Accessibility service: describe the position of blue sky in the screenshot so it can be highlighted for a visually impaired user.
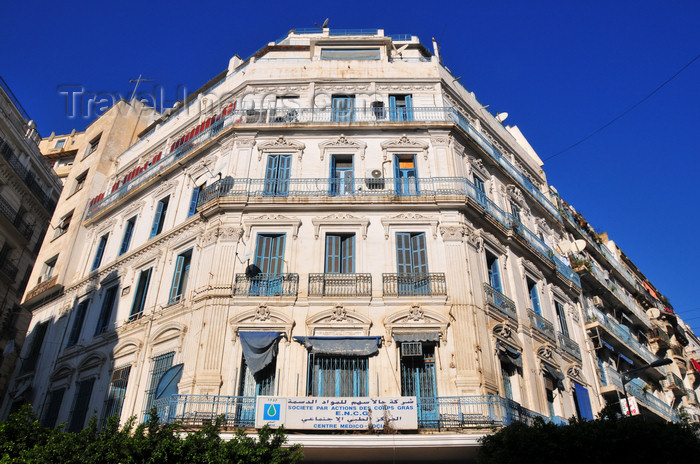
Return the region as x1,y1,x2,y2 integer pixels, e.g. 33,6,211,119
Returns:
2,1,699,334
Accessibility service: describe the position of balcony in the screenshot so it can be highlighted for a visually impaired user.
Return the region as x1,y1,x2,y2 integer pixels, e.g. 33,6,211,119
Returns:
557,332,581,360
86,105,561,225
382,273,446,297
483,283,518,322
600,365,678,422
664,372,686,396
233,273,299,297
0,139,56,212
649,326,672,350
528,309,555,341
0,259,18,280
584,263,649,327
0,195,34,240
308,273,372,297
152,394,550,430
586,306,665,370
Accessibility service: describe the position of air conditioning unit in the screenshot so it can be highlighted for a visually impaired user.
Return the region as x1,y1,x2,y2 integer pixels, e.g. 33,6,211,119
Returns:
401,342,423,357
365,169,384,189
592,296,604,308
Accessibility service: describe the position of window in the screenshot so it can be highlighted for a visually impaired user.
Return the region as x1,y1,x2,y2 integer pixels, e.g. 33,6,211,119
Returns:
21,321,48,373
119,216,136,255
68,378,95,432
149,196,169,238
42,387,65,428
187,185,205,217
91,233,109,271
87,135,101,155
473,175,486,204
54,139,65,149
103,366,131,423
486,251,502,291
263,155,291,196
555,301,568,336
321,48,380,61
527,278,542,315
144,352,174,419
544,375,556,418
168,249,192,304
129,268,152,321
74,170,88,193
54,211,73,239
394,155,418,195
308,355,367,397
330,155,353,196
251,234,286,296
95,286,118,335
400,342,438,424
395,232,429,295
331,95,355,122
572,382,594,421
239,358,276,396
67,300,89,346
41,255,58,282
389,94,413,121
0,243,11,264
325,234,355,273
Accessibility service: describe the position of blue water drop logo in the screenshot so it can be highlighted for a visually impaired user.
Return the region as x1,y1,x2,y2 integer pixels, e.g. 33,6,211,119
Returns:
263,403,280,420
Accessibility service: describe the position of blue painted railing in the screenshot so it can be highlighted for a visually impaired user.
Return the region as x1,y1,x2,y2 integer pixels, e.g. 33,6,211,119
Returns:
601,365,678,422
152,394,552,429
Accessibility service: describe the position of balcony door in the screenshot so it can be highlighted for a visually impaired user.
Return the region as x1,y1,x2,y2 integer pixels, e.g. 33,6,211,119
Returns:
394,155,418,196
331,95,354,122
401,343,437,425
389,94,413,121
396,232,429,294
263,154,291,196
330,155,354,196
253,234,285,295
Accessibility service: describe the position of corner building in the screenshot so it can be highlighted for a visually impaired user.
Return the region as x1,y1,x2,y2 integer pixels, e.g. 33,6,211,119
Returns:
9,29,611,461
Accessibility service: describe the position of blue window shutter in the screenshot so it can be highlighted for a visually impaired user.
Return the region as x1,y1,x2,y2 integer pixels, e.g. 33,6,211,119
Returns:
342,235,355,273
574,383,594,420
278,155,291,195
489,257,502,291
95,286,117,335
68,301,88,346
264,155,280,195
405,95,413,120
169,254,186,302
255,234,285,275
130,268,152,317
325,235,340,273
255,234,270,273
92,234,108,271
150,200,164,238
120,218,135,255
530,283,542,315
270,235,285,275
187,186,201,217
410,233,428,275
389,95,397,121
396,232,412,275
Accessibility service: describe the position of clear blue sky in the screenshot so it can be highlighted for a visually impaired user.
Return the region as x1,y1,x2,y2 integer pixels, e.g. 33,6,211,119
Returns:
2,1,699,334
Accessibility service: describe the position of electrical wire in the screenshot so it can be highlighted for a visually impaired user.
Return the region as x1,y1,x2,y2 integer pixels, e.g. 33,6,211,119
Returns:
544,52,700,161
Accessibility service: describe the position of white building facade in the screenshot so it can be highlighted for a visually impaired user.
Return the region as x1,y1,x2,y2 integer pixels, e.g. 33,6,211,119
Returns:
6,28,691,461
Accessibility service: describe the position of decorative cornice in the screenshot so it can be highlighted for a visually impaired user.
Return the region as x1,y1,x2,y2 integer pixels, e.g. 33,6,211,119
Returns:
383,306,450,343
257,136,305,161
380,134,430,161
311,213,370,239
380,213,438,240
439,225,468,242
318,134,367,161
243,214,302,240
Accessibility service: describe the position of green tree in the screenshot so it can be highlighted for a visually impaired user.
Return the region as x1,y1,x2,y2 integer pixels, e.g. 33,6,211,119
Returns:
0,406,303,464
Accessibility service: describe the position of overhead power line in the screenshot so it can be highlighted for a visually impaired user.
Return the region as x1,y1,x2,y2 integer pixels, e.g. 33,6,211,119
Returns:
544,52,700,161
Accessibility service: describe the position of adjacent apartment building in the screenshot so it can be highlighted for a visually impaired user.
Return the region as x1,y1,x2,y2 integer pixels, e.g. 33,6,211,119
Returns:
4,28,698,461
0,76,61,402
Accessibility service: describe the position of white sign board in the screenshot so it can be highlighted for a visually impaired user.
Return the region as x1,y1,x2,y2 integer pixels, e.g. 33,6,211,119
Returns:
255,396,418,431
620,397,640,416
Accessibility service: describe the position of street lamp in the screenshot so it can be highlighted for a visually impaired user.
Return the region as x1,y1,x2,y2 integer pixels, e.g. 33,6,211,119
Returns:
620,358,673,417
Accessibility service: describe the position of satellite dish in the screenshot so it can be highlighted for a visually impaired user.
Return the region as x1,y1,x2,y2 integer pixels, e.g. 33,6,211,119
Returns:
571,240,586,253
371,169,382,178
646,308,661,320
558,239,572,254
496,112,509,123
245,264,261,279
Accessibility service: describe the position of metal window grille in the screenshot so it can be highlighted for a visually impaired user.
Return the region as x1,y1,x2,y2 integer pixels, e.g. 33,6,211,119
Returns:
103,365,132,424
401,342,423,357
308,355,368,397
144,352,174,420
400,344,438,426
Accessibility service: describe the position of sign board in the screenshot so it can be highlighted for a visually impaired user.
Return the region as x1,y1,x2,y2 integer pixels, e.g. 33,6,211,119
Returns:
255,396,418,431
620,397,640,416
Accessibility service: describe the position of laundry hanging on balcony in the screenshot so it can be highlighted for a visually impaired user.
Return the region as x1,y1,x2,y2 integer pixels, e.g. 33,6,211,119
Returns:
239,331,283,376
393,332,440,343
543,363,566,390
294,336,381,356
497,342,523,369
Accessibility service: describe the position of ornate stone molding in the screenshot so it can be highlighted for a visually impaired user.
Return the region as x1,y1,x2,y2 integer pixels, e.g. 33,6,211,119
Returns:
375,84,435,92
439,225,468,242
384,306,450,343
243,214,301,240
235,137,256,148
318,134,367,161
380,134,430,161
306,305,372,336
230,306,294,341
492,322,522,350
311,213,370,240
380,213,438,240
566,364,585,384
152,179,177,199
257,136,305,161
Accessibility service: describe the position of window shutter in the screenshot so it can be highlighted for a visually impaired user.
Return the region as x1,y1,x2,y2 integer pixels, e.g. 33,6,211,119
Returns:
396,232,412,275
490,258,502,291
410,233,428,275
341,235,355,273
187,187,201,217
150,201,164,238
389,95,397,120
325,235,341,273
169,255,186,302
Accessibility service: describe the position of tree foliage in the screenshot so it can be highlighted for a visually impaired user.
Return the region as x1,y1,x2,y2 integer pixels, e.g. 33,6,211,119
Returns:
478,412,700,464
0,406,303,464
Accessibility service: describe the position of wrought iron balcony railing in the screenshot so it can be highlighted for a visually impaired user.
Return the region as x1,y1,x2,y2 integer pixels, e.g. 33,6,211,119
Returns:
152,394,551,430
557,332,581,360
0,194,34,239
528,309,555,341
601,365,678,422
0,139,56,212
483,283,518,322
0,259,18,279
233,273,299,297
308,273,372,297
382,273,446,297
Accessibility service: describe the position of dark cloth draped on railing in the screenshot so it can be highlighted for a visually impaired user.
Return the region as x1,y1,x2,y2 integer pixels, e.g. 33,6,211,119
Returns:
239,331,283,376
294,336,382,356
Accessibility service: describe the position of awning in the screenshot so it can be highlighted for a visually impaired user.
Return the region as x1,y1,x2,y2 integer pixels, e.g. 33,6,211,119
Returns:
239,331,283,376
393,332,440,343
543,363,565,390
619,354,634,366
294,336,381,356
497,343,523,369
601,340,615,352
